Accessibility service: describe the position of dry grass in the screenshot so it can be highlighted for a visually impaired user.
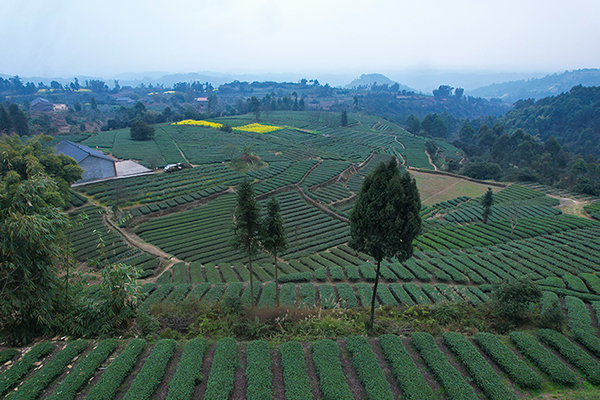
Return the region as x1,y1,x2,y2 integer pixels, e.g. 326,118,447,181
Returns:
410,170,503,206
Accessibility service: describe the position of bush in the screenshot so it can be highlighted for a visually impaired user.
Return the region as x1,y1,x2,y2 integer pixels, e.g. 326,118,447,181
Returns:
491,276,541,327
130,120,155,141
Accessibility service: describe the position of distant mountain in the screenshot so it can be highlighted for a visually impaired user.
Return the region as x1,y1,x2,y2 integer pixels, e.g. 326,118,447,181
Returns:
468,69,600,103
345,73,415,91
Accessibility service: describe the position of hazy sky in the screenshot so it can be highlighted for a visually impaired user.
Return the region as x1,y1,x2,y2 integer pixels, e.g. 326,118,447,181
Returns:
1,0,599,79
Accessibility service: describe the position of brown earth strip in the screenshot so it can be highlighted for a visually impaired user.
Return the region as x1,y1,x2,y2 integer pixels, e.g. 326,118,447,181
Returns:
74,340,129,400
369,337,403,399
301,342,322,399
271,347,285,400
469,337,527,399
403,337,446,399
231,345,247,400
153,343,183,399
337,339,366,400
114,345,153,400
194,343,216,399
435,337,485,398
40,342,93,399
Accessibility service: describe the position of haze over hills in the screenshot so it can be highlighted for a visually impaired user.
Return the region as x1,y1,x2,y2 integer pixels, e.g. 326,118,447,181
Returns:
345,73,416,92
468,69,600,103
3,68,600,104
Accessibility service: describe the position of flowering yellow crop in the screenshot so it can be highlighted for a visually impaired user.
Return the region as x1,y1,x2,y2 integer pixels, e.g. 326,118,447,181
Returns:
173,120,224,129
233,123,282,133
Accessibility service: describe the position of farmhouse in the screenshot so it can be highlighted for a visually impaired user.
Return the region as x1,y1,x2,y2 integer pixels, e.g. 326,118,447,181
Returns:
31,97,53,112
55,140,117,183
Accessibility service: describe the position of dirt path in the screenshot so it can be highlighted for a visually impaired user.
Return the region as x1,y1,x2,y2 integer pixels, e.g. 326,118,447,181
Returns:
425,151,438,171
550,195,593,220
103,213,184,282
161,127,189,164
421,179,461,204
393,135,406,149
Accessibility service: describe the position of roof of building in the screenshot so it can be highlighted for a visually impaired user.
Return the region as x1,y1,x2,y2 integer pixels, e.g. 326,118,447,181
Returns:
31,97,51,106
55,140,115,163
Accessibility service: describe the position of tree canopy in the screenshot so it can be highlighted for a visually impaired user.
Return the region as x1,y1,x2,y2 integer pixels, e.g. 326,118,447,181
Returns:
231,180,261,307
130,120,155,141
349,157,421,332
261,196,287,306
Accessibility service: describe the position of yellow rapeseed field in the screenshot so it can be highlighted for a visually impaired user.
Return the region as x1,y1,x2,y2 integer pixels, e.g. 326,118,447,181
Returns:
233,123,282,133
173,120,224,129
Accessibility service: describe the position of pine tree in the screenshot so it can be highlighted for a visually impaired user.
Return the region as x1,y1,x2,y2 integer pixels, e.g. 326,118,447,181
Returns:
481,188,494,224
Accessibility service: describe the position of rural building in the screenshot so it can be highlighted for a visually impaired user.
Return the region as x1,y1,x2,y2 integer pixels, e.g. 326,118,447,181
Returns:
116,96,134,105
55,140,117,183
31,97,53,112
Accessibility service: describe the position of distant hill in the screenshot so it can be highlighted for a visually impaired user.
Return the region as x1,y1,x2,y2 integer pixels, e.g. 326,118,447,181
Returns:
500,84,600,158
468,69,600,103
345,73,415,91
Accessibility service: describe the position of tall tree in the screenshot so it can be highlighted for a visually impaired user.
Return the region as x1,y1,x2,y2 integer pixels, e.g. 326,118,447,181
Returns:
8,103,29,136
406,114,420,135
261,197,287,306
349,158,421,334
231,180,261,308
481,187,494,224
130,120,154,141
250,96,261,121
0,105,12,134
0,143,73,342
341,110,348,127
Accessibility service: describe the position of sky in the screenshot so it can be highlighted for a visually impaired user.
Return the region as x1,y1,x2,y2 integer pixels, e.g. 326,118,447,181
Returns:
1,0,599,83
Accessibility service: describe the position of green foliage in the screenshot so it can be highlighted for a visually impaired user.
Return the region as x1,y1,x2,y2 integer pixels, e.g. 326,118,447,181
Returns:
345,336,394,400
166,337,207,400
9,339,88,400
491,275,542,326
84,338,146,400
261,196,287,305
349,158,422,263
47,339,118,400
378,334,434,400
565,296,600,357
474,332,542,389
231,180,261,307
0,172,70,341
442,332,518,400
203,337,238,400
310,339,353,400
98,263,145,330
279,341,312,400
246,340,273,400
0,348,18,365
411,332,477,400
349,157,421,332
130,120,155,141
509,331,577,386
0,342,54,396
122,339,176,400
537,328,600,385
481,187,494,224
